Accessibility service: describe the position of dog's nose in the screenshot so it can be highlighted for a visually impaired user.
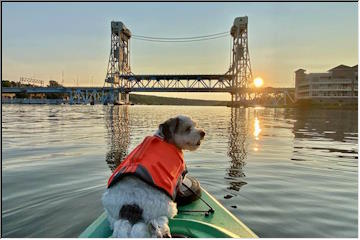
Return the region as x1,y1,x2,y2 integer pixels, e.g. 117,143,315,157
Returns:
200,130,205,138
163,233,171,238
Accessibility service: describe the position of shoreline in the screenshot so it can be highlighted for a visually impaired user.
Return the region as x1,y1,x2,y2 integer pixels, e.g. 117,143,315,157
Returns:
2,98,357,110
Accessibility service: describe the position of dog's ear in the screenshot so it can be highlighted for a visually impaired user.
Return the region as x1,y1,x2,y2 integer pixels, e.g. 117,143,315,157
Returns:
173,117,180,134
159,122,171,141
159,117,179,142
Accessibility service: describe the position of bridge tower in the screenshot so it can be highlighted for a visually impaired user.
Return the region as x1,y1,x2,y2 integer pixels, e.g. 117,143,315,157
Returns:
104,21,132,103
230,16,253,105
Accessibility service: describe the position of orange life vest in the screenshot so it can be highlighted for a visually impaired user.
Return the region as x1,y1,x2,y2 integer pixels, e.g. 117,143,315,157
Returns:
107,136,186,200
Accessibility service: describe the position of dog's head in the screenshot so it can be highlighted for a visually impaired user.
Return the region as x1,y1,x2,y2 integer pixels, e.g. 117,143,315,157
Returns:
156,115,205,151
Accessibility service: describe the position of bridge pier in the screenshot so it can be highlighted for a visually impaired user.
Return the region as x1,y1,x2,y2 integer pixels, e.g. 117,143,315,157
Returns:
125,93,129,104
116,92,130,105
69,91,73,104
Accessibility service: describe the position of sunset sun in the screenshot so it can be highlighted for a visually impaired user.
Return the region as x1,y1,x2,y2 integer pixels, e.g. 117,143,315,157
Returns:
254,77,264,88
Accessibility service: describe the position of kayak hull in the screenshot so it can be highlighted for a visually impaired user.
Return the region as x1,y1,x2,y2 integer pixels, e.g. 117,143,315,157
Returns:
79,187,257,238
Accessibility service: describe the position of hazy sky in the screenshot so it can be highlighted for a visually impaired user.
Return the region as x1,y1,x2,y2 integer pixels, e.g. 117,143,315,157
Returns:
2,2,358,100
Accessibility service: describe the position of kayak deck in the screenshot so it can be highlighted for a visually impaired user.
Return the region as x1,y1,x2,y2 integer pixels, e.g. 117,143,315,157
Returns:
79,187,257,238
170,188,257,238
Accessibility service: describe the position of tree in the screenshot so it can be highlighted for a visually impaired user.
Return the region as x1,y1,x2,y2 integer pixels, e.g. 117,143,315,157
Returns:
48,80,63,87
46,80,65,99
2,80,11,87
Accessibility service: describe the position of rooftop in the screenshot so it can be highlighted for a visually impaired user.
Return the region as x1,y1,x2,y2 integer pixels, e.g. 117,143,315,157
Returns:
328,64,354,72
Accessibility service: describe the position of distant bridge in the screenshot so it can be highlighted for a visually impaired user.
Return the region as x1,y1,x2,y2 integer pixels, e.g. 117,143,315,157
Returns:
2,17,296,106
2,86,294,94
2,85,295,105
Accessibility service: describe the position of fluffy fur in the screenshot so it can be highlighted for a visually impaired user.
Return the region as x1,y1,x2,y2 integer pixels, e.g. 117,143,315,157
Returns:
102,115,205,238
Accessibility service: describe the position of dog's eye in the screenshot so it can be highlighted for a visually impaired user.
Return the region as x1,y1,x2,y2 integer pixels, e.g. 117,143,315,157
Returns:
185,126,191,132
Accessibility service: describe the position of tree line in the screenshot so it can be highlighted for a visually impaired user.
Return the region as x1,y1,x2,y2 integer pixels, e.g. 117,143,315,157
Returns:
2,80,66,99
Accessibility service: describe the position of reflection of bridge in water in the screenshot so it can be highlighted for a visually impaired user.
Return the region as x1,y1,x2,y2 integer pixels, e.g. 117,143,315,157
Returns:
105,106,130,171
226,108,249,192
3,16,294,106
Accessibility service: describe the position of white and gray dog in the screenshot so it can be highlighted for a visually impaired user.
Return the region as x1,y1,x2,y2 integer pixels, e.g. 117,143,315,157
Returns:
102,115,205,238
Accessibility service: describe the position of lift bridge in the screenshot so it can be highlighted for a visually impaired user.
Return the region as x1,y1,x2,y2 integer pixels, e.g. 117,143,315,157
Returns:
2,17,295,106
104,17,261,105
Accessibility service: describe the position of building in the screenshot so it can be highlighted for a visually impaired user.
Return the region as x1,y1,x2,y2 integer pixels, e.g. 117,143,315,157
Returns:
295,64,358,103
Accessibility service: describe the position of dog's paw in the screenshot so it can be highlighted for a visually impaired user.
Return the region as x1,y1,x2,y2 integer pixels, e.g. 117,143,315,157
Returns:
167,201,178,218
112,219,132,238
148,216,171,238
130,222,150,238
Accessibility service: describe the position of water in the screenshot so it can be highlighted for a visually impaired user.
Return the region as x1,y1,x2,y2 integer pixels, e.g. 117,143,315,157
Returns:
2,105,358,237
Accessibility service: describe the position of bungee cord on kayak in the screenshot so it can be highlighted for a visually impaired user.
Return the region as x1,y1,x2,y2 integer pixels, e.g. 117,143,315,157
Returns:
178,181,215,217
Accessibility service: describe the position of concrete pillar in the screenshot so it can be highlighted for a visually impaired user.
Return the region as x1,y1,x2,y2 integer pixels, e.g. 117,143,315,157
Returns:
85,90,89,104
125,93,129,104
101,90,105,104
69,92,73,104
117,91,122,104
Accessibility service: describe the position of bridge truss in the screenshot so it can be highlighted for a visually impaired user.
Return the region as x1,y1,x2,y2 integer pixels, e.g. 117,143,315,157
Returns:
105,22,132,89
118,74,233,92
19,77,45,87
230,17,252,104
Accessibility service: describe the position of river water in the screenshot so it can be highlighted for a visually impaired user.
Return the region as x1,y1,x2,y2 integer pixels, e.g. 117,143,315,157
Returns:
1,105,358,237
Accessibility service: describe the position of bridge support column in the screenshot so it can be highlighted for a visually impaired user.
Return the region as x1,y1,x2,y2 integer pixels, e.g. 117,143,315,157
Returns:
69,91,73,105
230,16,252,107
125,93,129,104
116,91,121,104
110,90,115,104
101,90,105,104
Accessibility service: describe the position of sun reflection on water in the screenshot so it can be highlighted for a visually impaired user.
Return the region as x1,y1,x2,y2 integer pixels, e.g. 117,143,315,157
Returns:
254,117,261,140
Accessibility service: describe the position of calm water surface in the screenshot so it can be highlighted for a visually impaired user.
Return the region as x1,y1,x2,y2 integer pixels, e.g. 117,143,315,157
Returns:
2,105,358,237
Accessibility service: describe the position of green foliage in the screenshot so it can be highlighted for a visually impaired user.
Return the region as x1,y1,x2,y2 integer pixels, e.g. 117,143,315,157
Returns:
48,80,62,87
15,93,29,98
2,80,19,87
45,93,65,99
46,81,65,99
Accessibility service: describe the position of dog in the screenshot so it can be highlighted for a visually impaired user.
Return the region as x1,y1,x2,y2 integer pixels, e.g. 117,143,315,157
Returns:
102,115,205,238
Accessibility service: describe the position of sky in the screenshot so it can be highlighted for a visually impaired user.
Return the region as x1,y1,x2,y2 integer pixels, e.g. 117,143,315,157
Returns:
2,2,358,100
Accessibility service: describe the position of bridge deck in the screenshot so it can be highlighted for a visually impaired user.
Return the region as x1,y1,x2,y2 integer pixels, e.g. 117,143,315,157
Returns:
2,86,294,94
2,87,113,94
119,74,233,81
